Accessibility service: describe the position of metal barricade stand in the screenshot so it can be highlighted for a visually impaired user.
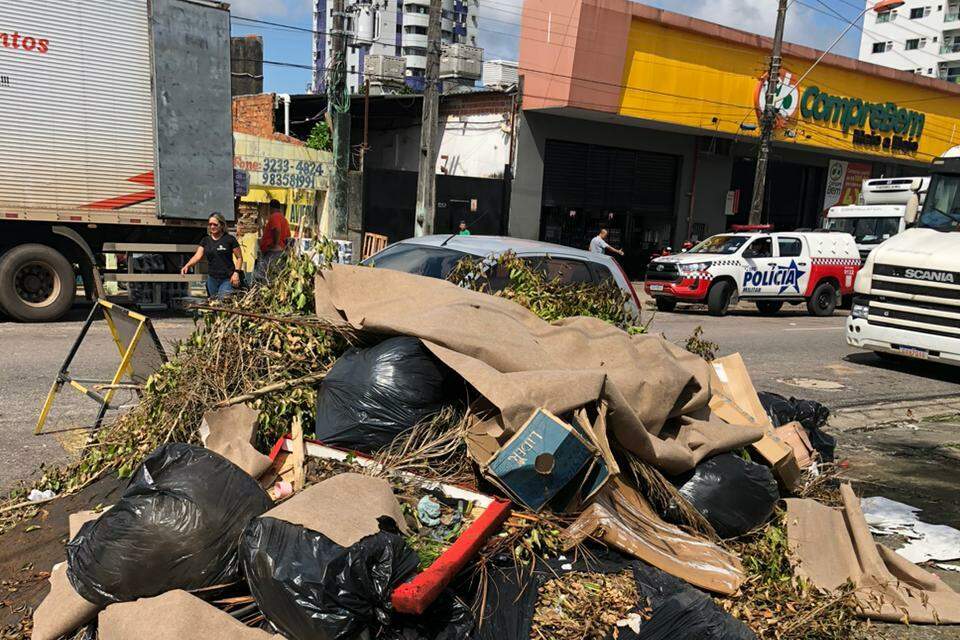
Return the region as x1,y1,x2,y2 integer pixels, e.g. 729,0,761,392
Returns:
35,300,167,434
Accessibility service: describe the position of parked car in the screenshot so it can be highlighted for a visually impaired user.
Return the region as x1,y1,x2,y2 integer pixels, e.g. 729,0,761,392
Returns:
361,235,641,318
643,231,861,317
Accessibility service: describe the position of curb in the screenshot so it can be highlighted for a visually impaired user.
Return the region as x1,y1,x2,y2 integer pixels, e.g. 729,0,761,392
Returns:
830,396,960,431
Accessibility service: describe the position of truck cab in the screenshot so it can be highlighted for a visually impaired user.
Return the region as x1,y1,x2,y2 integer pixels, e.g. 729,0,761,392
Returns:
823,177,928,261
645,231,860,317
847,150,960,365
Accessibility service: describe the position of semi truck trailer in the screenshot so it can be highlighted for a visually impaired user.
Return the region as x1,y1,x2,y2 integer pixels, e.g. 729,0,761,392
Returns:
0,0,234,321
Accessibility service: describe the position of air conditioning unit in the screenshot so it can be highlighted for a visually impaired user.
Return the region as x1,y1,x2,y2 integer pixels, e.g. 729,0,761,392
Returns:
365,54,405,84
483,59,518,88
440,43,482,80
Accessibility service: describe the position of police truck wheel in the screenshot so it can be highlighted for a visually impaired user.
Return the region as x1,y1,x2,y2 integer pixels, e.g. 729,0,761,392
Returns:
756,301,783,315
0,244,76,322
707,281,733,317
655,297,677,312
806,282,837,317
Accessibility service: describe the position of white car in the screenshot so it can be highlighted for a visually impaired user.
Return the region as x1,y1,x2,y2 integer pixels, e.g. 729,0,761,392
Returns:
361,235,641,318
644,232,861,317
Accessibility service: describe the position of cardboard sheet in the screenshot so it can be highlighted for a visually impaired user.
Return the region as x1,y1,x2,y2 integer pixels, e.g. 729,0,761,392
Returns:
709,354,801,489
314,265,762,474
98,590,281,640
201,404,272,479
562,477,745,595
785,485,960,623
262,473,409,547
32,562,100,640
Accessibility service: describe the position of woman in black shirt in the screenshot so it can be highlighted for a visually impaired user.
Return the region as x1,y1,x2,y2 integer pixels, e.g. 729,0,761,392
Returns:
181,213,242,299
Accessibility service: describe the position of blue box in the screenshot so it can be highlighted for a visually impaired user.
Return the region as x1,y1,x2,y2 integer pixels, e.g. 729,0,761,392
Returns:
485,409,601,512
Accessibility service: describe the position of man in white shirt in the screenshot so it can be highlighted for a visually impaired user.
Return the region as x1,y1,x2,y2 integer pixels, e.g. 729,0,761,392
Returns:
589,227,624,257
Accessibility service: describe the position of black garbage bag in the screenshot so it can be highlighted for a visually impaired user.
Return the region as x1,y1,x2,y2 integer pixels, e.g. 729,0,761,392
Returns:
66,443,273,606
638,589,754,640
240,517,419,640
670,454,779,539
757,392,836,462
474,546,754,640
314,336,450,452
380,592,474,640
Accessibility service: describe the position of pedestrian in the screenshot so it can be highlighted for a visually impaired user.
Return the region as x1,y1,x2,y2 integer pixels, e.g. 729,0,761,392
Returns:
255,200,291,281
589,227,624,257
180,212,243,299
457,220,471,236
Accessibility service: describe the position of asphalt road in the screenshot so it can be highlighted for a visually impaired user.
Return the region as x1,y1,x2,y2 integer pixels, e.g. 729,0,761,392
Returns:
1,297,959,491
0,302,195,492
645,300,960,409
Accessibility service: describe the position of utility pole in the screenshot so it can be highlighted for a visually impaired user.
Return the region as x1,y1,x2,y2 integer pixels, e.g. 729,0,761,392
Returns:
328,0,351,238
414,0,442,237
749,0,788,226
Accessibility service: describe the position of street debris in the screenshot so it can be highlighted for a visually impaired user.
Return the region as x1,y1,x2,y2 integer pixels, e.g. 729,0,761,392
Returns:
530,570,641,640
861,496,960,564
670,453,780,539
2,252,959,640
785,485,960,624
314,336,451,452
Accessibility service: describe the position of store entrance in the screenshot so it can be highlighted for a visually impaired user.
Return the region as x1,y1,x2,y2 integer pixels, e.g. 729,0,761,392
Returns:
539,140,680,279
729,159,826,230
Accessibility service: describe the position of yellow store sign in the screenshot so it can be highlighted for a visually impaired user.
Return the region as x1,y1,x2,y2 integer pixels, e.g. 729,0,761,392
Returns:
618,17,960,161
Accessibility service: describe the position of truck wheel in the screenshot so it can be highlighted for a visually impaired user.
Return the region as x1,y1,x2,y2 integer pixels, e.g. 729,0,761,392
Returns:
0,244,76,322
806,282,837,317
756,301,783,315
655,297,677,312
707,281,733,317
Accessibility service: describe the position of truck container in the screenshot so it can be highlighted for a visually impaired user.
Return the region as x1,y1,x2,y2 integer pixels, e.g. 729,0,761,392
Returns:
0,0,234,321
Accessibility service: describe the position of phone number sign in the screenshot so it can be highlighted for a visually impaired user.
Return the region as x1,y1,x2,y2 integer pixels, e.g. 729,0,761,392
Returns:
233,133,331,192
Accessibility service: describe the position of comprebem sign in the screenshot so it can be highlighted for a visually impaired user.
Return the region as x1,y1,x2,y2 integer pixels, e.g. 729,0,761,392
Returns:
800,86,924,152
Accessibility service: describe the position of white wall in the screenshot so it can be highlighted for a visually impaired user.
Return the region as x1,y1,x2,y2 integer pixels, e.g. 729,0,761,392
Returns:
366,113,512,178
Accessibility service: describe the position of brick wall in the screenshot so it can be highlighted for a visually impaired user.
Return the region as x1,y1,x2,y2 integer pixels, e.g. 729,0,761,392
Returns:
440,91,515,118
232,94,305,145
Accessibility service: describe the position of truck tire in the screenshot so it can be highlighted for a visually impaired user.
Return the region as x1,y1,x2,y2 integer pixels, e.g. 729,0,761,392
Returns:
806,281,837,317
655,297,677,312
0,244,76,322
707,280,733,317
756,301,783,315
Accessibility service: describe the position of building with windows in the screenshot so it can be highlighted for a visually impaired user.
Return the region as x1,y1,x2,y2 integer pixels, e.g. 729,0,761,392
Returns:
858,0,960,82
313,0,479,93
509,0,960,278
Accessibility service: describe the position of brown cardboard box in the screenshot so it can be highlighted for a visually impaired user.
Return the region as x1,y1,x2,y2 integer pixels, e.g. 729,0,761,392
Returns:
708,354,801,490
775,422,816,469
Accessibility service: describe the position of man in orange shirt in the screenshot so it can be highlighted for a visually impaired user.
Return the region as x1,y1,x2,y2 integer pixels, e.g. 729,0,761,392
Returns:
256,200,291,281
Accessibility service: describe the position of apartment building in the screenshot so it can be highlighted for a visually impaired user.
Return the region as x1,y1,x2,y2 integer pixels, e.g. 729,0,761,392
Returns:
859,0,960,82
313,0,480,93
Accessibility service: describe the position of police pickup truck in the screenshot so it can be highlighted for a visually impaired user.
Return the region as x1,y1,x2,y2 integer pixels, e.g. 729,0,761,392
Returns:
644,232,860,317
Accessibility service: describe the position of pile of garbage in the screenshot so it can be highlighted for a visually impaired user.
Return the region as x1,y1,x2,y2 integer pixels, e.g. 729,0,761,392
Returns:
7,257,960,640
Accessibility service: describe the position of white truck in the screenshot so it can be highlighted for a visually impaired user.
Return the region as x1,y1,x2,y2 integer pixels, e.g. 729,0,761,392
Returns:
824,177,929,261
644,231,861,317
847,148,960,365
0,0,234,321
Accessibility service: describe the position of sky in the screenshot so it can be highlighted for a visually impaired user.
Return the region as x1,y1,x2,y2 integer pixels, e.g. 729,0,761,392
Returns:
228,0,871,94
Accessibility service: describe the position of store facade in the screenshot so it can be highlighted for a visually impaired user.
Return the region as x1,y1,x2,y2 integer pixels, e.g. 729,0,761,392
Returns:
509,0,960,277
